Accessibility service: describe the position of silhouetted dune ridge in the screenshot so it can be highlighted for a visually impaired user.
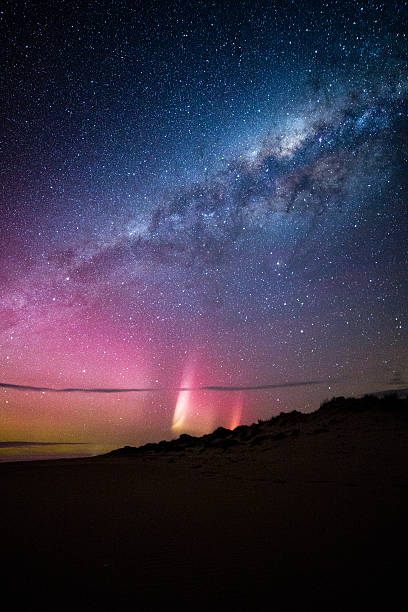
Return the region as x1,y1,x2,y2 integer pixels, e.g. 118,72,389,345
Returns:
105,393,408,457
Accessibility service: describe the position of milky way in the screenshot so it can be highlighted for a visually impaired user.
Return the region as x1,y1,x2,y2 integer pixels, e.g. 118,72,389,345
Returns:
0,0,407,455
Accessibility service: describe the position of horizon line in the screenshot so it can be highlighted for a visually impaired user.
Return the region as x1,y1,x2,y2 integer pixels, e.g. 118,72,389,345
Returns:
0,441,90,448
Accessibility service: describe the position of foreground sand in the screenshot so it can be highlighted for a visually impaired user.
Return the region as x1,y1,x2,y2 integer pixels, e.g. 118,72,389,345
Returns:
1,396,407,610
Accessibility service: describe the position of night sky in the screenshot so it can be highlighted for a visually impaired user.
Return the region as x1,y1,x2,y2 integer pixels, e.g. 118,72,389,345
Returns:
1,0,407,458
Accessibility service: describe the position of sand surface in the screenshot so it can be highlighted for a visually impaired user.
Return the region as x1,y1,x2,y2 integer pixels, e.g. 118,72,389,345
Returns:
2,399,408,610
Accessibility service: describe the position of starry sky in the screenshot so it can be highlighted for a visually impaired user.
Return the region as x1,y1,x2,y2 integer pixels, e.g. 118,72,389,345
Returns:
1,0,407,459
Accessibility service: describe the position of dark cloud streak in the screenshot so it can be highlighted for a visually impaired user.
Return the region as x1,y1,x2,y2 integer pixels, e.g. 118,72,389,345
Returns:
0,379,336,394
0,441,89,447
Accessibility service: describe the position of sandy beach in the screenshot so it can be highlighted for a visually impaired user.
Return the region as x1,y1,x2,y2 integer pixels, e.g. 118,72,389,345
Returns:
2,396,407,610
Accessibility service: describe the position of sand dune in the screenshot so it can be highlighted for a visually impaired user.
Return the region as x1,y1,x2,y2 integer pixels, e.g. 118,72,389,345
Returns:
1,395,407,610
